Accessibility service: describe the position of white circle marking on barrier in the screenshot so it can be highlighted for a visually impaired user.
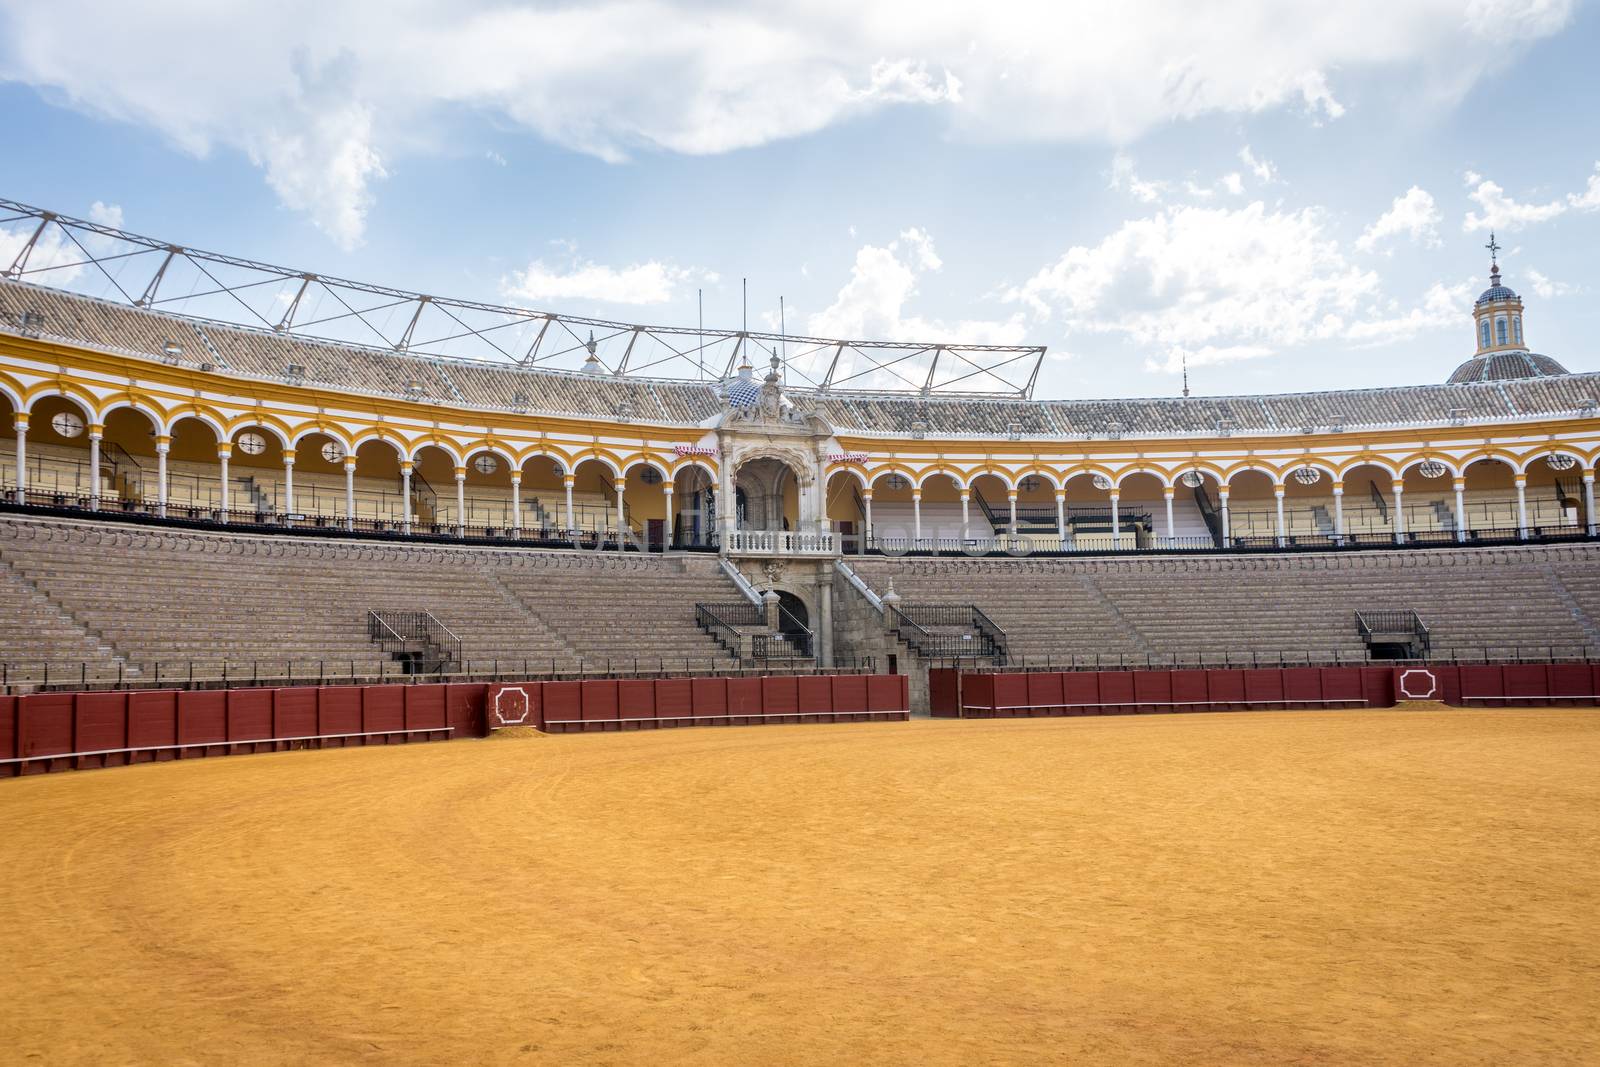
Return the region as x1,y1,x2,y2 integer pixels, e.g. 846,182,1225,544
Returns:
494,686,532,726
1398,668,1439,701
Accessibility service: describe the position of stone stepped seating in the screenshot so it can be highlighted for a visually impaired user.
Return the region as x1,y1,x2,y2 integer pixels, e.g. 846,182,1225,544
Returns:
858,543,1600,661
0,515,740,679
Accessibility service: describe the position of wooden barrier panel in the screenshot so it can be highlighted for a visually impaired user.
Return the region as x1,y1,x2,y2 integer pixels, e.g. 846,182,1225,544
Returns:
796,675,833,723
727,677,763,725
1063,671,1100,715
616,679,655,730
867,674,907,715
1132,670,1171,712
542,682,581,733
928,668,962,718
127,691,178,761
831,675,870,724
690,678,728,727
446,685,486,739
406,685,450,731
0,695,15,775
582,680,620,731
317,687,362,743
1170,670,1208,709
17,693,74,773
74,692,128,761
274,687,318,740
655,679,693,729
761,676,799,725
1028,672,1065,717
361,686,405,739
177,691,227,752
962,673,997,715
1097,671,1136,711
227,688,274,747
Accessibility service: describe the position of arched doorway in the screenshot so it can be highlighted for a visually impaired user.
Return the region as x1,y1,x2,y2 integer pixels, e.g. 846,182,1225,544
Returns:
734,456,800,531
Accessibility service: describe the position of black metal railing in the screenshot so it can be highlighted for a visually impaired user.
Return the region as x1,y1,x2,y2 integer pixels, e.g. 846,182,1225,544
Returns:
887,603,1007,662
694,602,755,657
367,609,462,674
1356,608,1431,656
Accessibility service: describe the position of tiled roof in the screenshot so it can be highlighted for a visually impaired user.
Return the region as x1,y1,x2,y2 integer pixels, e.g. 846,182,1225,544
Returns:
2,279,1596,438
1446,351,1568,385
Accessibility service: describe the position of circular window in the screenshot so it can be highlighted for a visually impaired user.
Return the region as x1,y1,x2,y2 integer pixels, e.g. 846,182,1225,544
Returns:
320,441,346,464
474,454,499,475
640,467,662,485
885,474,909,491
237,431,268,456
1091,474,1112,491
1292,467,1322,486
1019,476,1040,493
50,411,84,439
1180,471,1204,488
1417,460,1448,479
1546,453,1578,471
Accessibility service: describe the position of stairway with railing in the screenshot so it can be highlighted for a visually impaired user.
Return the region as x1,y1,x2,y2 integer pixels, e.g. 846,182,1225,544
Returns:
367,609,462,674
1355,609,1430,660
694,601,814,664
886,603,1008,664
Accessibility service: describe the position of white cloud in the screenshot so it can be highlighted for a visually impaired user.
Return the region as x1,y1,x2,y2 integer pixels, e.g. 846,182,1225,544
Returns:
0,1,1575,243
485,149,507,166
87,201,124,229
1006,201,1459,372
1110,154,1168,204
1525,268,1576,298
1356,186,1442,253
1220,173,1245,196
1462,164,1600,232
503,255,702,305
806,228,1025,345
1239,145,1277,183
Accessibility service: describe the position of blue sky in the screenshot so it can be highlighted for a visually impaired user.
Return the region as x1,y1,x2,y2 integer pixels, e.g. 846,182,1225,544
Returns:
1,0,1597,400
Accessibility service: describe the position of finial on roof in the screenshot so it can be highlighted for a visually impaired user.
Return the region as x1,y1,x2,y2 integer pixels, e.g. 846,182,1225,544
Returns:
1486,232,1502,285
1181,352,1190,399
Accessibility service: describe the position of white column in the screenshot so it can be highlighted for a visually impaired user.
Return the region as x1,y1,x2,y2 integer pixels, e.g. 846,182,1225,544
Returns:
1219,490,1231,547
1109,491,1121,548
456,467,468,537
344,457,357,532
1163,487,1176,544
281,448,295,524
1453,479,1467,543
613,478,627,543
401,461,413,535
155,434,170,518
862,492,873,547
1007,490,1018,536
1054,490,1066,544
1274,486,1286,547
564,475,576,533
11,413,26,503
1392,480,1405,544
217,445,231,523
511,473,523,537
1584,472,1596,537
88,426,102,511
660,484,673,549
1332,483,1345,543
1515,475,1528,539
960,490,971,542
912,490,923,544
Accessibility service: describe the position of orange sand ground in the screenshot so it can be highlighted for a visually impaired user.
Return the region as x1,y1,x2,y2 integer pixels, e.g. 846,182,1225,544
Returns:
2,709,1598,1065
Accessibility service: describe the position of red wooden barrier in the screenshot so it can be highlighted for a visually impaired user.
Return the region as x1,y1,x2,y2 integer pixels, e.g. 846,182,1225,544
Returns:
510,673,910,734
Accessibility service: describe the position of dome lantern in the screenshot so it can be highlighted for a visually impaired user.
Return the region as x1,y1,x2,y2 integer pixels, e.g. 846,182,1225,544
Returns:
1471,233,1526,356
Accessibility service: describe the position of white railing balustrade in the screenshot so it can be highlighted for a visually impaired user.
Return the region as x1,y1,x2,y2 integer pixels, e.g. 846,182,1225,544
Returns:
726,528,838,555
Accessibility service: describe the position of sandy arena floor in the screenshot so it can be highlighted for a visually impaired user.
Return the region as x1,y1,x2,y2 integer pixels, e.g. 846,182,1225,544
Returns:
2,709,1598,1065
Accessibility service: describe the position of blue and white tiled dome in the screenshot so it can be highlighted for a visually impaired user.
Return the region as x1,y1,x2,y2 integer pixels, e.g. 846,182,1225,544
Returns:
1476,283,1518,305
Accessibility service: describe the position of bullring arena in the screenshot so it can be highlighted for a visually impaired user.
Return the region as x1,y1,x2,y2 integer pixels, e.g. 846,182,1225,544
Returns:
3,204,1600,1063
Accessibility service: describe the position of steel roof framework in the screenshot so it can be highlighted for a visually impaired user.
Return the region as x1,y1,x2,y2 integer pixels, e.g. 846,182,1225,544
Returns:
0,198,1045,398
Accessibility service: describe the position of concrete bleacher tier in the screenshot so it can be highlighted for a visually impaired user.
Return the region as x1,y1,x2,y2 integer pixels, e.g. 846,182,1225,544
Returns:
0,515,743,680
856,544,1600,661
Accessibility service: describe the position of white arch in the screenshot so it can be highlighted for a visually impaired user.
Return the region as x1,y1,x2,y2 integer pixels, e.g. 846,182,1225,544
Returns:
1398,456,1464,479
621,455,672,481
1113,468,1169,490
1010,467,1062,491
167,411,227,442
1336,457,1402,481
410,440,467,467
821,465,867,492
571,453,624,481
290,424,356,450
1516,447,1590,475
915,468,968,491
227,420,291,450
